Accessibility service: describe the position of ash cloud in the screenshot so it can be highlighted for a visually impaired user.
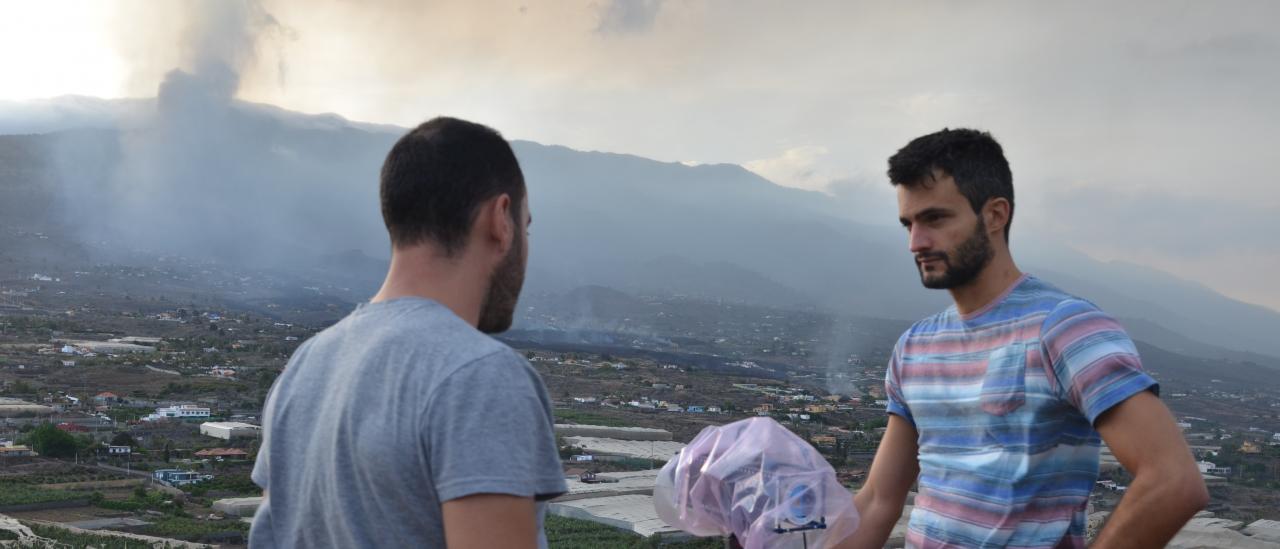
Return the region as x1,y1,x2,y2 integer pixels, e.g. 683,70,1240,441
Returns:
51,0,389,275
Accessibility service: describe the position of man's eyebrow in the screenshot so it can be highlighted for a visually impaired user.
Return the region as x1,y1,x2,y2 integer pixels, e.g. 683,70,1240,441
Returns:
900,207,953,227
916,207,952,218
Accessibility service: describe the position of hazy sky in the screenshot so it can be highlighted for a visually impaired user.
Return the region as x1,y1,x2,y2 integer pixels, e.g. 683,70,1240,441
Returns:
2,0,1278,311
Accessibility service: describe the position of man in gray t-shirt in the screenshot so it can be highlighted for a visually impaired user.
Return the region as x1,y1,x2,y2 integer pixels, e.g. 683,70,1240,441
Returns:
251,117,567,548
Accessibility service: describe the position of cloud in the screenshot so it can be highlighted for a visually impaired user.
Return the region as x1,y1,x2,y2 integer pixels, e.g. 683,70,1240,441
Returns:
744,146,836,193
8,0,1279,311
1033,185,1279,259
1023,183,1280,310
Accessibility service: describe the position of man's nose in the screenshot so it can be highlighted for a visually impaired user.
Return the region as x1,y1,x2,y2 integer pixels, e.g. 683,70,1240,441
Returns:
909,226,933,254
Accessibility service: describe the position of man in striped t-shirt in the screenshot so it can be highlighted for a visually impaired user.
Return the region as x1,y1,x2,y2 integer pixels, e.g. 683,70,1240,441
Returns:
840,129,1207,549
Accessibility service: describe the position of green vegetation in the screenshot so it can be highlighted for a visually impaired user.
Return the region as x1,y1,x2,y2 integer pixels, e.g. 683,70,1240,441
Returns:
545,515,722,549
593,457,664,473
142,516,248,541
21,422,82,458
2,466,127,485
91,487,183,515
184,472,260,497
111,431,138,447
155,380,235,399
0,481,85,507
2,379,33,395
862,416,888,430
107,407,150,422
23,522,186,549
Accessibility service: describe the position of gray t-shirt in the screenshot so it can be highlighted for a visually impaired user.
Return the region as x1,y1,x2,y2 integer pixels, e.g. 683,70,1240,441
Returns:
250,298,567,548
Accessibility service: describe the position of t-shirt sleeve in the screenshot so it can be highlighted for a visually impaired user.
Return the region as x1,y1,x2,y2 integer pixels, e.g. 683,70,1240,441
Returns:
1041,299,1158,425
250,375,281,490
884,332,915,426
250,340,310,492
425,350,569,504
251,437,269,489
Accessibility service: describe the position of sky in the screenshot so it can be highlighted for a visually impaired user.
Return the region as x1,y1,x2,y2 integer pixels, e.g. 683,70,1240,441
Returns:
1,0,1278,311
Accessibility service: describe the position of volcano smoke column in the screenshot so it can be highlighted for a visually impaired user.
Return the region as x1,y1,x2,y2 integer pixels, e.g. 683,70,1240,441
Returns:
53,0,388,271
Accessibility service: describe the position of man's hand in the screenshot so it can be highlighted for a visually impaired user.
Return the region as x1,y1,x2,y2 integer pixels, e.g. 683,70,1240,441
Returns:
835,414,919,549
1091,391,1208,548
442,493,539,549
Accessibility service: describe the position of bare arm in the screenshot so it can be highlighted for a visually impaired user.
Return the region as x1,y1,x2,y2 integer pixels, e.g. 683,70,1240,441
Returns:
1090,391,1208,548
835,414,919,549
442,493,539,549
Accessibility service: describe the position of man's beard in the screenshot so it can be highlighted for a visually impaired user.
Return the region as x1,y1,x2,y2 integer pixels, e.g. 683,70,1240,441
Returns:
916,219,993,290
477,232,526,334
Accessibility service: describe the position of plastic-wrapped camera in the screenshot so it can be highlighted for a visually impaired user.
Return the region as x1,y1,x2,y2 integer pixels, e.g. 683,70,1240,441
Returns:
654,417,860,549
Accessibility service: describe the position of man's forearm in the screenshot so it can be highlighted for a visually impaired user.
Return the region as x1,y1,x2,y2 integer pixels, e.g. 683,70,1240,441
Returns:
1091,471,1207,548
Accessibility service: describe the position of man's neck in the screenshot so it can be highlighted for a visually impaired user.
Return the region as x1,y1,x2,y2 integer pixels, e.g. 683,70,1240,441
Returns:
371,247,486,328
949,254,1023,316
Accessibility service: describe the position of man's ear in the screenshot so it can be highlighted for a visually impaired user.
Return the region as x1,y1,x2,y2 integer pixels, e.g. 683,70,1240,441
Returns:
484,193,515,255
984,198,1011,237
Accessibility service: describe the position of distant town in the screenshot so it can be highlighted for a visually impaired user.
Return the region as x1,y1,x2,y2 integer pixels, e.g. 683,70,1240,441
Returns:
3,231,1280,547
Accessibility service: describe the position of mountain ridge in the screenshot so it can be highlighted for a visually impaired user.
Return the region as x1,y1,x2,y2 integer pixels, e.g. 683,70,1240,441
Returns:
1,95,1278,362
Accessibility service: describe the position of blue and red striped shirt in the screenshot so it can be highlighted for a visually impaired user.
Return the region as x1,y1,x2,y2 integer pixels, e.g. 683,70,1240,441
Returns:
885,274,1157,548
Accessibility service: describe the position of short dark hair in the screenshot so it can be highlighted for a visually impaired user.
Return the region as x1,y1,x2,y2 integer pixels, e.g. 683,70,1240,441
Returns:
380,117,525,254
887,128,1014,241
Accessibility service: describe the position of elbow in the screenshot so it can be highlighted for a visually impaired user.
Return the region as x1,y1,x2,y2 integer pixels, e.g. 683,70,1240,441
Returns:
1184,478,1209,513
854,487,906,527
1139,464,1208,517
1165,469,1209,516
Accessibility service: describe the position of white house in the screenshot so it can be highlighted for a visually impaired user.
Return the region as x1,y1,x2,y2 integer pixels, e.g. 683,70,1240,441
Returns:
144,404,211,421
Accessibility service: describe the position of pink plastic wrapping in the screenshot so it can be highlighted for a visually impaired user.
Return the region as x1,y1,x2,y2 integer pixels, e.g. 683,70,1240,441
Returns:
654,417,860,549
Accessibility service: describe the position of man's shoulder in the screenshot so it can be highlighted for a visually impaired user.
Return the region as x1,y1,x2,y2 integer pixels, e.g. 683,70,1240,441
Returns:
423,345,552,426
449,348,549,404
1016,277,1115,328
1016,275,1094,310
993,275,1107,327
333,298,510,357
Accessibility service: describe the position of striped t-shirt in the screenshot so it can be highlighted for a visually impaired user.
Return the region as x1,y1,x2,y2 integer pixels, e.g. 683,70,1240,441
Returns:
885,274,1157,548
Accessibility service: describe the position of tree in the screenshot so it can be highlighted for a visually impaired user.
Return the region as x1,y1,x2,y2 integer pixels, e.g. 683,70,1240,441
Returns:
24,423,78,458
111,432,137,447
